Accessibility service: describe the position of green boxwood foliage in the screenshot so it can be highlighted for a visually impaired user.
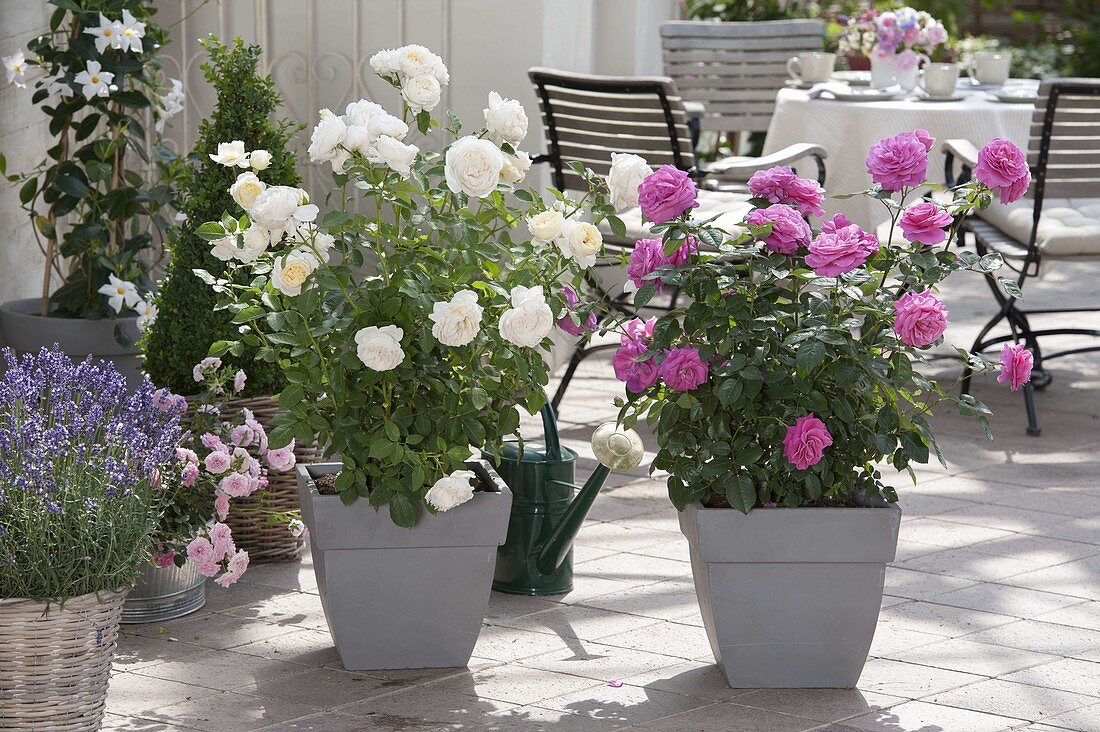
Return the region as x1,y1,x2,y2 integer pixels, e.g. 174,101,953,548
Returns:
142,36,299,396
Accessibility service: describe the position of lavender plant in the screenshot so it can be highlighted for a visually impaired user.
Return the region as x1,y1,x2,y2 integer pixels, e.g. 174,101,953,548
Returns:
0,346,183,601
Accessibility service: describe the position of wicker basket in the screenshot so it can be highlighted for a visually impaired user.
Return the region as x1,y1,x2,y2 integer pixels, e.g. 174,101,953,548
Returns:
223,395,319,563
0,589,128,731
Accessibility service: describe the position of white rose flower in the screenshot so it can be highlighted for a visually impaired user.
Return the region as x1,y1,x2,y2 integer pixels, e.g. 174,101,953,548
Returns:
307,114,347,163
290,223,336,258
429,290,483,347
210,140,249,168
248,149,272,171
527,209,565,243
396,44,439,77
250,186,318,235
237,224,271,263
401,74,442,113
342,124,372,155
499,151,532,185
230,172,266,211
498,285,554,348
445,136,505,199
271,247,320,297
211,233,239,262
366,113,408,144
607,153,651,211
555,219,602,268
369,49,402,76
368,136,419,178
425,470,476,512
430,55,450,85
345,98,387,126
354,325,405,371
484,91,528,147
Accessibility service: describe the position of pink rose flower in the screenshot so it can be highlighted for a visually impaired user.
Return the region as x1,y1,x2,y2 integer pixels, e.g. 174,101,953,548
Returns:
974,138,1031,204
233,369,247,393
997,342,1034,391
176,447,198,465
245,414,268,454
186,537,220,577
783,413,833,470
200,433,227,452
613,318,659,393
152,549,176,568
215,550,249,588
289,519,308,538
746,204,812,255
637,165,699,223
209,522,235,560
556,286,598,336
659,346,709,392
230,423,256,448
665,236,697,266
214,493,230,521
747,166,826,218
624,317,655,342
219,472,252,498
899,201,954,245
866,130,933,191
181,463,199,487
805,220,877,277
893,290,949,347
267,445,297,472
821,214,878,253
627,238,666,292
204,450,231,475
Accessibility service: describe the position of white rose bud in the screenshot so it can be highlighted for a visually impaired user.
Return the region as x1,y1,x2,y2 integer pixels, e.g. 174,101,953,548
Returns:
271,247,320,297
607,153,651,211
367,136,419,178
210,140,249,168
484,91,528,147
444,136,505,199
229,172,266,211
498,285,554,348
354,325,405,371
556,219,603,268
307,114,347,163
345,99,387,126
248,149,272,171
527,209,565,243
499,151,532,185
425,470,476,512
429,290,483,347
401,74,442,113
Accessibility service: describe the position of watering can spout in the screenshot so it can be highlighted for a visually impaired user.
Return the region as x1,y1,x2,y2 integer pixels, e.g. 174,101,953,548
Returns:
535,422,645,576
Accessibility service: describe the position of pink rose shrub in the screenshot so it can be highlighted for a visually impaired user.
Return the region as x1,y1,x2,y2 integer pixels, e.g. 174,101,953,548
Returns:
613,318,659,393
866,129,934,191
899,201,954,245
783,414,833,470
746,204,812,255
893,290,948,347
637,165,699,223
556,286,598,336
974,138,1031,205
747,166,826,217
806,215,879,277
627,237,696,292
997,343,1034,391
659,346,709,392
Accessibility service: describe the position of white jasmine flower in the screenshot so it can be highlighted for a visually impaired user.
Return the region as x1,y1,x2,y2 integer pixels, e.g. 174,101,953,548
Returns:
118,9,146,53
97,275,141,313
367,136,418,178
229,171,266,210
271,247,321,297
498,285,554,347
527,209,565,243
354,325,405,371
425,470,476,512
555,219,602,268
248,149,272,171
209,140,249,168
43,71,72,101
607,153,651,211
499,151,532,185
249,186,318,235
344,99,387,126
74,61,113,99
401,74,441,113
429,290,483,347
308,114,347,163
444,136,505,199
135,299,157,329
484,92,528,147
84,15,123,54
155,78,184,132
3,51,28,88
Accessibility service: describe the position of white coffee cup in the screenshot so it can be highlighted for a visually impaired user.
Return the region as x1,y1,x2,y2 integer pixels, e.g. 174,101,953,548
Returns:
920,62,960,98
969,51,1011,86
787,52,836,84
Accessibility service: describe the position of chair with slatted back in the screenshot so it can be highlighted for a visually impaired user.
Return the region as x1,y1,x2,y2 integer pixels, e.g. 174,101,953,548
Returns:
660,19,825,154
943,78,1100,436
528,67,826,411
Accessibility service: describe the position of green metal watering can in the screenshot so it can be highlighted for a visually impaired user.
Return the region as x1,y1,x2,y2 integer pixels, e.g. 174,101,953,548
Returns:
488,404,644,596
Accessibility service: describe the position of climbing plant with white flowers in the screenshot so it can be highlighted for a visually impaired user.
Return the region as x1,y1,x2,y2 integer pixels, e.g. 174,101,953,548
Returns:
196,45,620,526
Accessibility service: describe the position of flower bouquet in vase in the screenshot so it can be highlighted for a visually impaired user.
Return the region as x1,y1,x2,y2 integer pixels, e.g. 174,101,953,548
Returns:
609,130,1033,687
194,44,614,670
843,7,948,90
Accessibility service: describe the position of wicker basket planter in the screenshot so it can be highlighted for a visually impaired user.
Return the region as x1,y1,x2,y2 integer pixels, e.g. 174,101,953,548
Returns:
223,395,319,563
0,589,128,731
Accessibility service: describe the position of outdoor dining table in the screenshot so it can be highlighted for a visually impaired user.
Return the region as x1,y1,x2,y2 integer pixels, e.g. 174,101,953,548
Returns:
762,79,1039,230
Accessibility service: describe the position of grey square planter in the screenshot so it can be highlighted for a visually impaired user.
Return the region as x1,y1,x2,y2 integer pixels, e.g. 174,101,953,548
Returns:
296,460,512,671
679,502,902,688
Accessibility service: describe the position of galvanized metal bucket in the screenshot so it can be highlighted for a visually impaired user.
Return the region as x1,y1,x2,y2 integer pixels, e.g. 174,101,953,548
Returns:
121,562,206,624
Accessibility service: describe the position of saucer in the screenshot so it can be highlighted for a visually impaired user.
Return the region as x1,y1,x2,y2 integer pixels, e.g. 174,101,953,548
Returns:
991,89,1037,104
915,93,964,102
825,87,900,102
785,79,818,90
832,70,871,86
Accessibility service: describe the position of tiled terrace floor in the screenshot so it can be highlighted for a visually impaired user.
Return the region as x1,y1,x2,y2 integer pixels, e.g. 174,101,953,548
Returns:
105,263,1100,731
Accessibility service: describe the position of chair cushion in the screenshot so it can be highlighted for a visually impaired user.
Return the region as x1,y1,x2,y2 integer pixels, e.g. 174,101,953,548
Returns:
600,189,754,246
977,197,1100,258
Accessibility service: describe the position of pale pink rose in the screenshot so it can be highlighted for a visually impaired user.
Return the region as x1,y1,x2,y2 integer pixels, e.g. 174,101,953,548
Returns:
204,450,231,475
214,493,230,520
783,413,833,470
209,522,235,560
637,165,699,223
215,550,250,588
186,537,221,577
974,138,1031,204
181,463,199,487
219,472,252,498
232,446,253,472
152,549,176,568
175,447,198,465
997,343,1034,391
289,519,308,538
233,369,247,393
899,201,954,245
230,423,256,448
893,290,948,347
266,445,297,472
200,433,227,452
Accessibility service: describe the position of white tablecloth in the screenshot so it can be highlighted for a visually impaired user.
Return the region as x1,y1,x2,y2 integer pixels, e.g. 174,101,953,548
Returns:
763,82,1037,230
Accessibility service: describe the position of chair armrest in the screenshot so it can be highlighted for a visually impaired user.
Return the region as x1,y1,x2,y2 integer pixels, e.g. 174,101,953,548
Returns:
682,100,706,121
702,143,827,184
942,139,979,187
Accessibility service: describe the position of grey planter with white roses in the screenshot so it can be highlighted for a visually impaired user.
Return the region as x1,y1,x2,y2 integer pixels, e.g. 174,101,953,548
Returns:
679,501,902,688
296,460,512,670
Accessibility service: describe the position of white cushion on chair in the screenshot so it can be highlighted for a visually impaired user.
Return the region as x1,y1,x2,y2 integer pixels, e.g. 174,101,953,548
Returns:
601,189,754,245
977,197,1100,258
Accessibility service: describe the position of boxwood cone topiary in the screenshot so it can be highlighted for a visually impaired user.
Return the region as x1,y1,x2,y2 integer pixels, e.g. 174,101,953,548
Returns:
142,36,299,395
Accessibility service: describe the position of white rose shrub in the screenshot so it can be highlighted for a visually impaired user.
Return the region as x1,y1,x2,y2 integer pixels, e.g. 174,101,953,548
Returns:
196,45,621,526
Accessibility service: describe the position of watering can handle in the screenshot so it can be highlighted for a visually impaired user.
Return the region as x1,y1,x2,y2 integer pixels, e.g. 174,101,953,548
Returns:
540,404,561,462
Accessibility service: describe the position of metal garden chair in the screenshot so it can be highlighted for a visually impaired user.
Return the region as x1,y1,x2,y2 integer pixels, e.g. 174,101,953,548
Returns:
528,67,826,411
944,78,1100,436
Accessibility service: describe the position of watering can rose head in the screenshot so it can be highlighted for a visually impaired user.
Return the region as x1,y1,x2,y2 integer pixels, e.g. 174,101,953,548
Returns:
610,132,1032,513
193,45,623,528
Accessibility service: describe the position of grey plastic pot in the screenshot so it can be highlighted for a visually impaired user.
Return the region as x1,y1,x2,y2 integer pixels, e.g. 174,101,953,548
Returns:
679,502,902,688
296,460,512,671
0,298,142,388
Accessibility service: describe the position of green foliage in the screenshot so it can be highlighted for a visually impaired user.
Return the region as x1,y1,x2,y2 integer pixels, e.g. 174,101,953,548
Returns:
141,37,299,396
2,0,180,319
683,0,824,22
